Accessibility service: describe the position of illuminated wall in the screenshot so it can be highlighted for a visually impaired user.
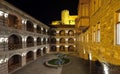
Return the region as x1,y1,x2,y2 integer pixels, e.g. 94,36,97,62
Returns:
76,0,120,65
51,10,77,25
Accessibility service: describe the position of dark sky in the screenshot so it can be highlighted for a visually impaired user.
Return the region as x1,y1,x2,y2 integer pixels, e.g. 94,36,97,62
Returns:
5,0,79,25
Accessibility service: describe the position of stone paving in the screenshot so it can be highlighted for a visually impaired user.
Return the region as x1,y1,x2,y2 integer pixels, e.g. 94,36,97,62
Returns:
12,54,120,74
12,54,90,74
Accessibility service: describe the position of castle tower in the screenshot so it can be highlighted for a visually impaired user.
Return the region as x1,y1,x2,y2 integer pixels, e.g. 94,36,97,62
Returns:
61,10,69,24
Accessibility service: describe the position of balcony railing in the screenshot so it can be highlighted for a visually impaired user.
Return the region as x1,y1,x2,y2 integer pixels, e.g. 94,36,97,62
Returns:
8,44,22,50
26,43,34,47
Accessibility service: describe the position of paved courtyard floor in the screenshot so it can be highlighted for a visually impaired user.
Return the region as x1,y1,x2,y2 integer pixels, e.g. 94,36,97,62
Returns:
12,54,90,74
12,54,120,74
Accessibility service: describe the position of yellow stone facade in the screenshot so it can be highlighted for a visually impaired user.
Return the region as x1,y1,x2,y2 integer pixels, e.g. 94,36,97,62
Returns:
76,0,120,65
52,10,77,25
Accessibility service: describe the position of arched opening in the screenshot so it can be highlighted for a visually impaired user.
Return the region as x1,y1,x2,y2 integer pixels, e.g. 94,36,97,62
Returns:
50,46,57,52
26,36,34,47
26,21,34,32
26,51,34,63
59,45,65,52
60,38,65,44
68,45,74,52
37,37,41,45
43,28,46,34
47,38,50,44
36,49,41,58
36,25,41,34
68,38,74,43
43,38,46,44
51,30,56,36
51,38,56,44
8,14,19,29
43,47,46,54
68,30,74,36
59,30,65,36
8,34,22,50
8,55,22,73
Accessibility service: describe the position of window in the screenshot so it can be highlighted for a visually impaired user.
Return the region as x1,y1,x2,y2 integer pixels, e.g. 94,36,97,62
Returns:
97,29,100,42
116,23,120,44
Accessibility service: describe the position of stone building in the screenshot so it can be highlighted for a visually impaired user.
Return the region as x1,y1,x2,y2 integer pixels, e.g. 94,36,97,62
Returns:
0,1,77,74
0,1,50,74
75,0,120,65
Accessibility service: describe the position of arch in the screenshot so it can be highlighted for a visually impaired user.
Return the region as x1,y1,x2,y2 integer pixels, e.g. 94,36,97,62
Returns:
43,47,46,54
51,38,56,44
51,30,56,36
37,37,41,45
59,30,65,36
50,46,57,52
43,28,46,34
68,45,74,52
26,20,34,32
26,51,34,63
59,45,65,52
68,38,74,43
8,34,22,50
68,30,74,36
8,54,22,73
36,25,41,34
8,14,19,29
60,38,65,43
43,38,46,44
26,36,34,47
36,49,41,58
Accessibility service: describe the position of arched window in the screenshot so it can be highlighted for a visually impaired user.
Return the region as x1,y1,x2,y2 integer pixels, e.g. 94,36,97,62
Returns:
8,55,21,73
50,46,57,52
26,36,34,47
68,30,74,36
60,38,65,43
8,34,22,50
68,38,74,43
59,30,65,36
51,38,56,44
26,21,34,32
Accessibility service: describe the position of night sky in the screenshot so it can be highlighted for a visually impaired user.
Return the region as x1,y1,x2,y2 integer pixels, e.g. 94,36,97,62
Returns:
5,0,79,25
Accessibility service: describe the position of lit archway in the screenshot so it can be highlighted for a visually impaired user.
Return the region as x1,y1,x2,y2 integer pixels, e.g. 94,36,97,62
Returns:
26,36,34,47
8,34,22,50
50,46,57,52
59,45,65,52
26,51,34,63
8,55,22,73
68,45,74,52
36,49,41,58
26,20,34,32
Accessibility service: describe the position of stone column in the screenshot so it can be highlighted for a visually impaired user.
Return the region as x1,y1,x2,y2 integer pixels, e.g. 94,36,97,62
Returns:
22,56,26,66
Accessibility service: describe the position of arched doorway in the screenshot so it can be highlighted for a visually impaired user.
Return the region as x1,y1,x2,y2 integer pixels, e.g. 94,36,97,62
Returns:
36,49,41,58
26,36,34,47
59,30,65,36
51,38,56,44
26,20,34,32
59,45,65,52
8,34,22,50
36,25,41,34
26,51,34,63
60,38,65,44
68,30,74,36
43,47,46,54
68,45,74,52
50,46,57,52
37,37,41,45
8,14,20,29
68,38,74,43
8,55,22,73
